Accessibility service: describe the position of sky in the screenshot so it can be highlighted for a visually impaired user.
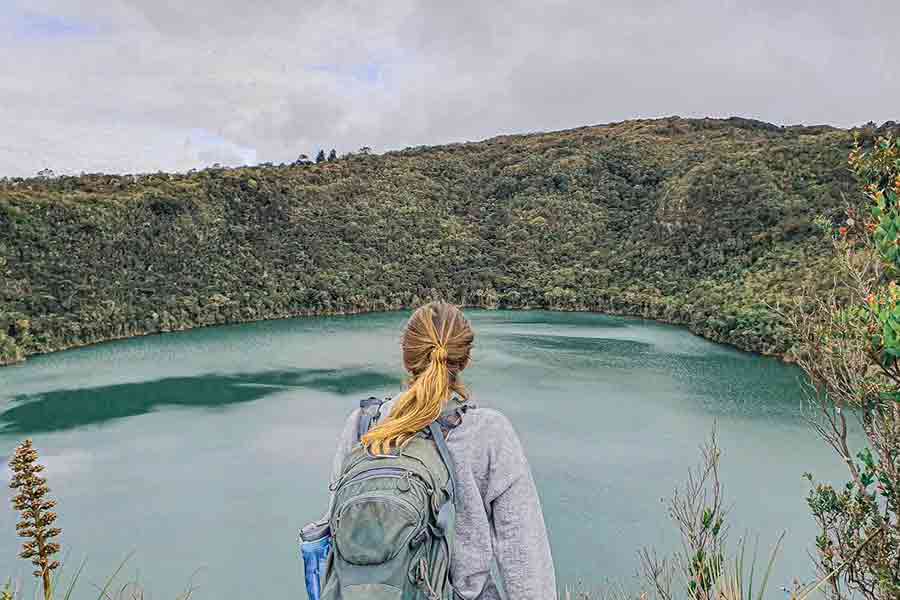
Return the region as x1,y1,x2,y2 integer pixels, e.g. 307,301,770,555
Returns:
0,0,897,177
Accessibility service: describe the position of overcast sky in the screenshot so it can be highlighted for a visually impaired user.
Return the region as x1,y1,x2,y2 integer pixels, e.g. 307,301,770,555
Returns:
1,0,897,177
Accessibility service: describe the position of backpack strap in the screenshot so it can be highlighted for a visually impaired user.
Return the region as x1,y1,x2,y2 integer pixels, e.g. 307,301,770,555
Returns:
356,396,387,443
428,420,458,537
426,396,473,518
428,420,458,499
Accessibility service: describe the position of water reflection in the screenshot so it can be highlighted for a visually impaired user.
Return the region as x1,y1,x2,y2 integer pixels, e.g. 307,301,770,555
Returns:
495,330,806,419
1,368,401,434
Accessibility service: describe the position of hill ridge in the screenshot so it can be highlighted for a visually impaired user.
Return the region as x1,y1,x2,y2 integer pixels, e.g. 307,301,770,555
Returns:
2,115,889,365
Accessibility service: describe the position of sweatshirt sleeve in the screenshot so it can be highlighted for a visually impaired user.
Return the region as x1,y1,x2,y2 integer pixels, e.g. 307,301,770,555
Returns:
325,408,361,517
484,413,557,600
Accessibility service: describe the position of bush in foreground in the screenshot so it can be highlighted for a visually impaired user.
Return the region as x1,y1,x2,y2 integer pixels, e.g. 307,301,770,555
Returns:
786,135,900,599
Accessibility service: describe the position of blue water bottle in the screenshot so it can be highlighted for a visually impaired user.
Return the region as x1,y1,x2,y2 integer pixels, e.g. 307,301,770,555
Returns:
299,519,331,600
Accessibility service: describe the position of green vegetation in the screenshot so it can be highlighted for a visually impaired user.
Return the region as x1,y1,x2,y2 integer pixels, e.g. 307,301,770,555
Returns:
787,135,900,599
2,116,897,366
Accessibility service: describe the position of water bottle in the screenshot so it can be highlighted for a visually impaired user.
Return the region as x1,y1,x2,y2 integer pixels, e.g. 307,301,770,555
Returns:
299,519,331,600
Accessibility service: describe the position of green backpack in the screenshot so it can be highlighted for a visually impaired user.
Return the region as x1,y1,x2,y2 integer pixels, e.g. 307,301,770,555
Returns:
322,396,470,600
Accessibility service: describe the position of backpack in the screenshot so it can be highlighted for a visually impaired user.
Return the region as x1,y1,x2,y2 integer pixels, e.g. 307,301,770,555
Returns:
321,395,471,600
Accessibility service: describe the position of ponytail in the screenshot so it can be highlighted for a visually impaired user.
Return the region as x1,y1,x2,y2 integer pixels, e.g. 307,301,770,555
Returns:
362,302,472,455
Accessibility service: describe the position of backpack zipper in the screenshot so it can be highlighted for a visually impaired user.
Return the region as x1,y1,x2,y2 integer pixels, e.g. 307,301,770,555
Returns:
333,466,427,492
330,466,404,491
345,467,409,485
337,492,421,524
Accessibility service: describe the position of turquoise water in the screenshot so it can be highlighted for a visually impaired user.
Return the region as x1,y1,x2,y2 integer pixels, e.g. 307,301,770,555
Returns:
0,310,847,597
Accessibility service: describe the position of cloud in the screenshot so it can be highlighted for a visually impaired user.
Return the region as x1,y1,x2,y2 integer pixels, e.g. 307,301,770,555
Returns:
1,0,897,177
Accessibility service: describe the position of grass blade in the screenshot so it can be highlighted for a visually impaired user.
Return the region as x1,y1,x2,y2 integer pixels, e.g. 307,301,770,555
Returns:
756,531,785,600
62,559,86,600
94,551,135,600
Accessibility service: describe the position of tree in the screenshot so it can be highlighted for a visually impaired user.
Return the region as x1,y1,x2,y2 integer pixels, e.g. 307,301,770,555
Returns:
328,149,337,161
315,150,326,163
787,135,900,599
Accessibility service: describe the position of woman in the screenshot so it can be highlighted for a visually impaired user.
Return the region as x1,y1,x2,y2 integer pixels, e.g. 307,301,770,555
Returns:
327,301,557,599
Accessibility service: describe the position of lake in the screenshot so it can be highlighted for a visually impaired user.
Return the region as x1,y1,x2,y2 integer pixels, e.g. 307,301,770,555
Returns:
0,310,847,598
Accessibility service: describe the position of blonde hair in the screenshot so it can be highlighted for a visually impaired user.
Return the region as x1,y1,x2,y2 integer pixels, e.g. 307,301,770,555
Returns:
362,301,474,455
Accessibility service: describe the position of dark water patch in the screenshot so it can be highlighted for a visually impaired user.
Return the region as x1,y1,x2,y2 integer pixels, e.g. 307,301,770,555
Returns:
477,311,631,328
1,368,401,434
497,332,653,355
233,368,401,396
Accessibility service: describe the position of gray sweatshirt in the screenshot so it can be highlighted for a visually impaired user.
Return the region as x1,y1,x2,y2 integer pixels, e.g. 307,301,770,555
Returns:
329,397,558,600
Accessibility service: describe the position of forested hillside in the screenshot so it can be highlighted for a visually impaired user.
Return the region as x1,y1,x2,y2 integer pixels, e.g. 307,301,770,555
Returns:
1,116,890,365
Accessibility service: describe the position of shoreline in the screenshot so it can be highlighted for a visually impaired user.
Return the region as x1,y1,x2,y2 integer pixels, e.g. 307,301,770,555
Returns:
0,299,790,368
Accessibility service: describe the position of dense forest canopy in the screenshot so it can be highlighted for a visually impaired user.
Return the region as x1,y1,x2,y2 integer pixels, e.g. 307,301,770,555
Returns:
1,116,895,365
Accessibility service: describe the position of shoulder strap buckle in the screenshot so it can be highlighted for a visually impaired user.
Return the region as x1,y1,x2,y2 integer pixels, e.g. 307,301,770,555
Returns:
436,396,473,431
356,396,387,443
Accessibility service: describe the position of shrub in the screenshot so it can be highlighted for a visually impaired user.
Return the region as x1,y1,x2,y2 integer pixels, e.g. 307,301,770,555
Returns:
787,135,900,599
